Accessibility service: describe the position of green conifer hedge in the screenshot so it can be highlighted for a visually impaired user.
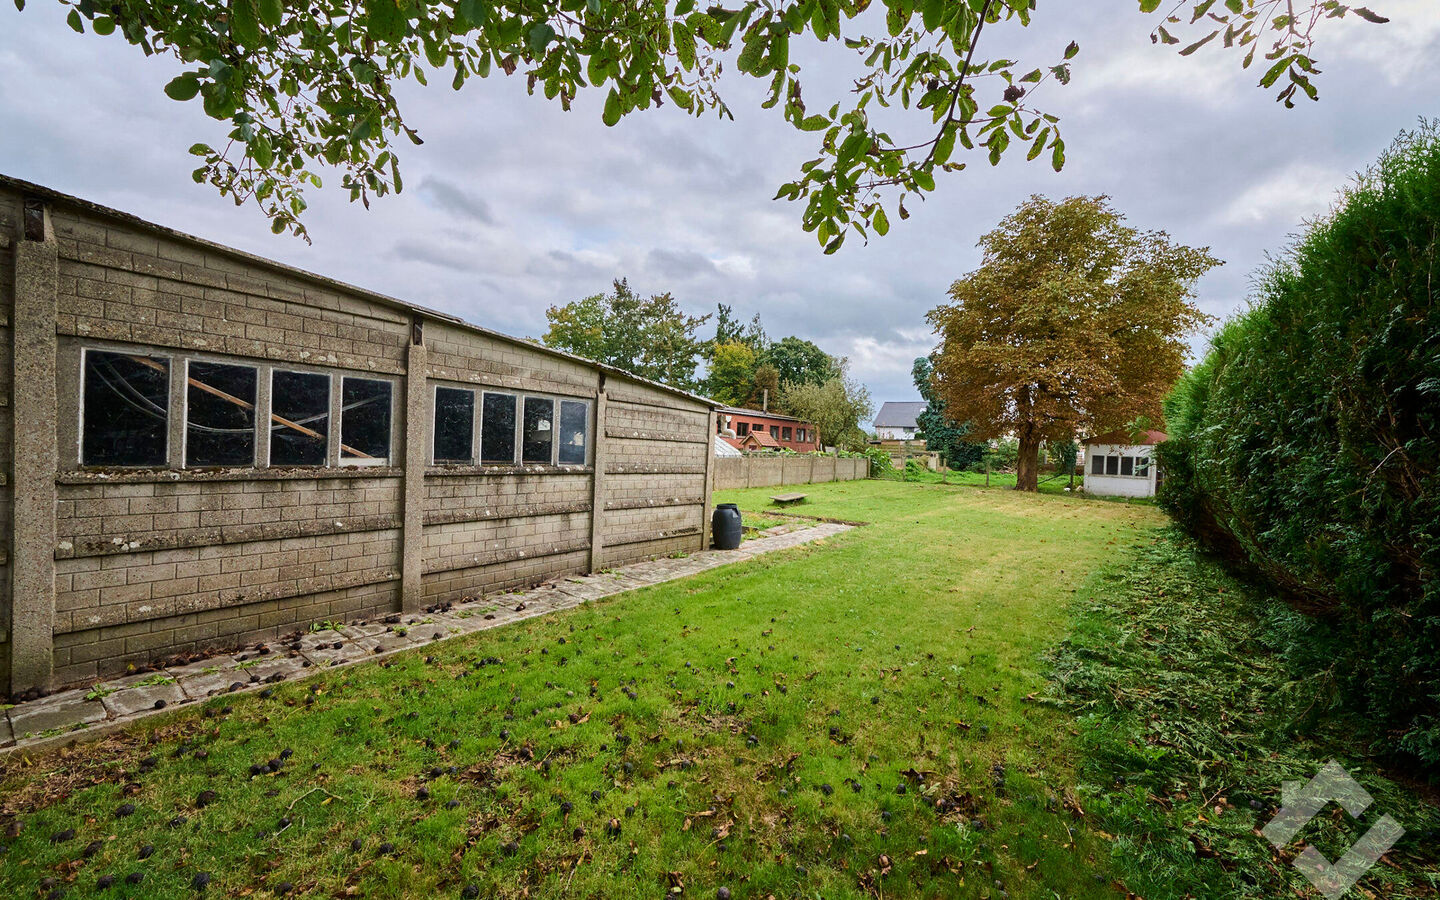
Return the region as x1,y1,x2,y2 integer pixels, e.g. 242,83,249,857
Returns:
1158,124,1440,767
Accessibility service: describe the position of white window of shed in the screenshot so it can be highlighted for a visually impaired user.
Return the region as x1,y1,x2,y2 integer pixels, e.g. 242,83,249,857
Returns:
1120,456,1135,477
1137,456,1151,476
523,397,555,464
270,370,330,466
433,387,475,463
558,400,588,465
340,377,393,464
186,361,257,467
1105,455,1120,476
1090,454,1104,476
82,349,170,467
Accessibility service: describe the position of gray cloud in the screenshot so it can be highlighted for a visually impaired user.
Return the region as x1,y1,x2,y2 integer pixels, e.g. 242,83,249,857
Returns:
417,177,495,224
3,0,1438,416
646,248,718,281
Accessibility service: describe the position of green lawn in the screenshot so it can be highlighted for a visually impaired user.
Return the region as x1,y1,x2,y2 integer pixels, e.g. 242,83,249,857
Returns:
4,481,1429,899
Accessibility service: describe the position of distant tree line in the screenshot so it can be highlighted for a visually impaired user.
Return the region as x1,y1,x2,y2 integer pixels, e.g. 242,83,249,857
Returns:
541,281,872,449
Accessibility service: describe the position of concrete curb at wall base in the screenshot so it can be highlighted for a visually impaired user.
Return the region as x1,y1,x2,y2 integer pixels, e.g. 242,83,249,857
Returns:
0,521,853,756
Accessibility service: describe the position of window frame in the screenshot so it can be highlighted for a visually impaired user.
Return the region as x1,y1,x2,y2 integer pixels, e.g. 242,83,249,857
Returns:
182,357,260,469
556,398,592,467
74,342,399,473
1120,455,1135,477
268,367,334,468
479,389,521,466
521,394,557,465
1090,453,1105,476
431,384,478,465
337,375,395,467
79,345,174,469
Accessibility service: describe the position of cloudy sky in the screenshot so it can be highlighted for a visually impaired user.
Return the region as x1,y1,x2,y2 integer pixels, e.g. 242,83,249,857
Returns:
3,2,1438,420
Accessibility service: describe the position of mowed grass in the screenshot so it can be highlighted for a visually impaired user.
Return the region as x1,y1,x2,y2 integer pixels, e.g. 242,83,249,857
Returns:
0,481,1164,900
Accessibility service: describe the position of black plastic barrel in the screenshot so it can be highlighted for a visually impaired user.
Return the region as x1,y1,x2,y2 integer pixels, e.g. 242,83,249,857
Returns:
712,503,743,550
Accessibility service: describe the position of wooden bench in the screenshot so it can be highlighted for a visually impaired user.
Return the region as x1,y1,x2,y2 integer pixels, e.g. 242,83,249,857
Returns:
770,492,807,506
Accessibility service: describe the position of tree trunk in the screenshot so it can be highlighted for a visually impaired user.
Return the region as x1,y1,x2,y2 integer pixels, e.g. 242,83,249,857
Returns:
1015,429,1041,492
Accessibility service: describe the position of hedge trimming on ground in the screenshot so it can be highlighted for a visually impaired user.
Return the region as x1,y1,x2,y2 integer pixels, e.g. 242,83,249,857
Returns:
1157,123,1440,768
1049,528,1440,898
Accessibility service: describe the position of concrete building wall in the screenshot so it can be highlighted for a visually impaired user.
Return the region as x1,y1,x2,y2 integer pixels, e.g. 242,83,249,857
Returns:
2,179,716,695
0,193,16,687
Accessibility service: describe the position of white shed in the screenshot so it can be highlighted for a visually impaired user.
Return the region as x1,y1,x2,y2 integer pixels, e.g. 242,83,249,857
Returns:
1082,429,1167,499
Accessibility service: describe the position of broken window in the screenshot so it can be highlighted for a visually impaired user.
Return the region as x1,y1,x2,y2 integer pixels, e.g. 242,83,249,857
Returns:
523,397,554,464
340,377,392,463
270,370,330,466
82,349,170,466
481,392,517,465
185,361,256,467
1120,455,1135,477
433,387,474,463
1105,455,1120,476
558,400,588,465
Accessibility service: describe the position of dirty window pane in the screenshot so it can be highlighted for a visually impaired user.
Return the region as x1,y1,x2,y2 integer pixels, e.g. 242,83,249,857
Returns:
1105,454,1120,476
558,400,588,465
433,387,474,463
523,397,554,464
1120,455,1135,477
270,370,330,466
186,361,256,467
341,377,392,462
83,350,170,466
481,393,517,465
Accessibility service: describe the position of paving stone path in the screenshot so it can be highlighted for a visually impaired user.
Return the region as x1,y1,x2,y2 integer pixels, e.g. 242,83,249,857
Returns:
0,522,852,754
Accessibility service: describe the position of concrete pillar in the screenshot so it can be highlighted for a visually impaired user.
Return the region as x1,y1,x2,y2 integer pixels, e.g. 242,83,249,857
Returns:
400,333,427,612
701,409,717,551
10,204,58,693
586,379,609,573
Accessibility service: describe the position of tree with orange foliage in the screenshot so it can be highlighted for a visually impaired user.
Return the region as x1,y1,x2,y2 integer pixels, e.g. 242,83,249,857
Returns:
927,195,1218,492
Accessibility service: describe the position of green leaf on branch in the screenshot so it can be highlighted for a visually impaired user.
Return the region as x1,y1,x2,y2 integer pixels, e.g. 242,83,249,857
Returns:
164,72,202,102
230,0,261,48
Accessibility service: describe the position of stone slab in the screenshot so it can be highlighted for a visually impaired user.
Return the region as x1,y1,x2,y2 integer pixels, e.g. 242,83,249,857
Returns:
9,694,107,740
101,681,187,718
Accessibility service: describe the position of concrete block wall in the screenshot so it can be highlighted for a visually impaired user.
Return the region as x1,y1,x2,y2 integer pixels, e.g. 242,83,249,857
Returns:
0,193,16,685
712,455,868,491
598,384,711,570
1,179,717,695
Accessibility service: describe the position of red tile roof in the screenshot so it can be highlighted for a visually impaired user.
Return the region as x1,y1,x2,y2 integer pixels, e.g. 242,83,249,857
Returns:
1083,429,1168,446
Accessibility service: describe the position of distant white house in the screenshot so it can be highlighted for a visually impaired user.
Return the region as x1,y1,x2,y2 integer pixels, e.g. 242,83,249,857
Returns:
1083,429,1167,498
874,402,927,440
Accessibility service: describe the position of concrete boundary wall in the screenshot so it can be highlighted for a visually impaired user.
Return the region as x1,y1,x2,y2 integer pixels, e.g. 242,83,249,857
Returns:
0,177,717,695
713,455,867,491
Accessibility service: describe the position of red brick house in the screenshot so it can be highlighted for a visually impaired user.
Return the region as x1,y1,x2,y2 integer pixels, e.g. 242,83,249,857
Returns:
717,406,821,452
